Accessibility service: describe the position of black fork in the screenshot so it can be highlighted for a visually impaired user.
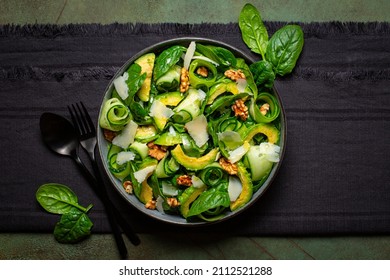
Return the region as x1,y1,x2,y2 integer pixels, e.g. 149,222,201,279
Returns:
68,103,140,256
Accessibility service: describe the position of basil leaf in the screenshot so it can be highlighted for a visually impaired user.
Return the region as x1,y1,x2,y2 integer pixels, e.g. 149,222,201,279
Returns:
239,3,268,59
153,45,186,81
266,25,304,76
36,183,87,214
249,60,276,89
54,207,94,244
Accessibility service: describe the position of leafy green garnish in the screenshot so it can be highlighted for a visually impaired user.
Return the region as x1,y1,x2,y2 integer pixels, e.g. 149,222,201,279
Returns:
153,45,186,81
239,3,269,59
187,184,230,219
266,25,304,76
53,207,94,244
36,183,94,244
239,3,304,87
36,183,91,214
249,60,275,90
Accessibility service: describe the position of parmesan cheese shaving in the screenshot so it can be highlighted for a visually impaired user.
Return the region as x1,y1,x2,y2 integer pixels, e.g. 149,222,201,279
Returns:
259,142,280,162
116,151,136,165
133,165,156,184
228,141,250,163
197,88,207,102
112,120,138,149
183,41,196,70
162,181,178,196
191,175,205,188
185,114,209,147
192,55,219,66
228,176,242,202
149,100,174,119
156,196,165,213
236,78,248,93
113,74,129,100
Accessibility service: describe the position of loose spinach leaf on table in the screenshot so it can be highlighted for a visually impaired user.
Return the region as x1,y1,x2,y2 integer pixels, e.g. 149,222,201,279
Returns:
36,183,94,244
266,25,304,76
36,183,90,214
239,3,268,59
54,207,94,244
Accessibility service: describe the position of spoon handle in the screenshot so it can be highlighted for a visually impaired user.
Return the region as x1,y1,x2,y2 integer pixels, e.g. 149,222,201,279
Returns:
72,153,129,259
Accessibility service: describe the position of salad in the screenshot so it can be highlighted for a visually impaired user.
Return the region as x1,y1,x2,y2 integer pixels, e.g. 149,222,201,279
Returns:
98,4,303,222
99,40,281,222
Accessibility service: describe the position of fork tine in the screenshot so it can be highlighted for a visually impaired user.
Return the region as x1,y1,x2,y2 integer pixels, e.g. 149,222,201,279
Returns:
68,105,82,135
73,104,87,135
75,103,89,134
80,102,96,134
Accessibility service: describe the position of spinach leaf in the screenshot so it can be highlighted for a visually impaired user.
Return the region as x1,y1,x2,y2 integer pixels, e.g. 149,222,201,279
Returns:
266,25,304,76
153,45,186,81
125,63,146,98
187,185,230,218
123,63,148,120
249,60,276,89
36,183,94,243
239,3,268,59
54,207,94,244
196,44,237,67
36,183,89,214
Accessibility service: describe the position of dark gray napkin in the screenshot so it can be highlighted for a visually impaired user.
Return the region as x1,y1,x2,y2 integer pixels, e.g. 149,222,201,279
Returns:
0,22,389,235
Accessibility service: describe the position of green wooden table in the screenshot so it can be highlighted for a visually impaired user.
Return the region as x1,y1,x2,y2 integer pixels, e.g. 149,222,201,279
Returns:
1,0,389,260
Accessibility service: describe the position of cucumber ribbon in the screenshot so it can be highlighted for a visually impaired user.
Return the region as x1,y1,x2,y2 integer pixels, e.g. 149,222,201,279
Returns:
249,92,280,123
188,59,218,89
99,98,132,131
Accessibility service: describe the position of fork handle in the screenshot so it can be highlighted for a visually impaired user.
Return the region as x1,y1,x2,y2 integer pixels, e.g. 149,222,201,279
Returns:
72,153,129,259
87,148,141,246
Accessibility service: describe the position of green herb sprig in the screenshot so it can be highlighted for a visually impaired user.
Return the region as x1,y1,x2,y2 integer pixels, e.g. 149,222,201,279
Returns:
36,183,94,244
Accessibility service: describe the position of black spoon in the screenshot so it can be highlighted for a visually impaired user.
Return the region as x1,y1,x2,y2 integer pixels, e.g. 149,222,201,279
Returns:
40,112,131,259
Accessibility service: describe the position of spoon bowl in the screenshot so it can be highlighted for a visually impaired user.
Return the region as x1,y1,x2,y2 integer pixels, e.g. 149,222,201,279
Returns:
40,112,79,157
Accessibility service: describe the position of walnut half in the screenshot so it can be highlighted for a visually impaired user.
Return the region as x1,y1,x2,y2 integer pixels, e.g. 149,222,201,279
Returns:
219,157,238,175
147,142,167,161
122,181,133,194
224,69,245,81
180,67,190,93
232,99,249,121
166,197,181,208
145,199,156,210
176,175,192,187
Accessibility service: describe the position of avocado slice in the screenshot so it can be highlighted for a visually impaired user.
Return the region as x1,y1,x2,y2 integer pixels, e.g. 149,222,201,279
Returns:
154,91,185,107
154,131,183,146
179,185,207,218
134,53,155,102
206,81,239,105
171,145,219,171
230,162,253,211
243,123,280,144
138,176,154,204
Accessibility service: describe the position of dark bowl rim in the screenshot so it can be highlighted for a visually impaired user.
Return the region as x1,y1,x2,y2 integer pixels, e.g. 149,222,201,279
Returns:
97,36,287,227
